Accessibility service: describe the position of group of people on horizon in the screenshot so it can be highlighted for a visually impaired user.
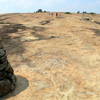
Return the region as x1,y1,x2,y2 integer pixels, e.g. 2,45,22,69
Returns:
49,12,61,17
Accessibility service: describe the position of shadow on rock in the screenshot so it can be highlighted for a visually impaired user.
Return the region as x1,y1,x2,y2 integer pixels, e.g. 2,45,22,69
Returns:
94,21,100,25
31,32,59,42
30,26,59,42
40,20,51,25
0,23,28,55
0,24,28,34
32,26,46,32
89,28,100,36
0,75,29,100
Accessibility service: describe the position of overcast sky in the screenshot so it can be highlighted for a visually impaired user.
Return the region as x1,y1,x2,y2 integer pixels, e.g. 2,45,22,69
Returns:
0,0,100,13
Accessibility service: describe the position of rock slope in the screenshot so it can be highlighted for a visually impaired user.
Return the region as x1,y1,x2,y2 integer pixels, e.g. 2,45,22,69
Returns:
0,13,100,100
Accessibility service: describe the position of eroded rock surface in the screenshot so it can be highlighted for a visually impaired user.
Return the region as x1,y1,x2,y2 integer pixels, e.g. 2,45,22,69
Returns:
0,13,100,100
0,41,16,97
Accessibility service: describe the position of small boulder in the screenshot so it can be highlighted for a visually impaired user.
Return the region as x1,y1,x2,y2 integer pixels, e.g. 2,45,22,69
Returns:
0,46,16,97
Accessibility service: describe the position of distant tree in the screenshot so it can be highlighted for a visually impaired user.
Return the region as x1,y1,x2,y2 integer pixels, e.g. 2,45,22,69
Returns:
36,9,43,13
89,12,96,15
77,11,80,14
83,11,87,14
65,12,71,14
43,10,47,13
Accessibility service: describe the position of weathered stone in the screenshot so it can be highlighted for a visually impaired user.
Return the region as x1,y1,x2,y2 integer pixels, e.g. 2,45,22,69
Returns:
0,60,9,70
0,49,5,58
0,79,15,97
0,41,16,97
